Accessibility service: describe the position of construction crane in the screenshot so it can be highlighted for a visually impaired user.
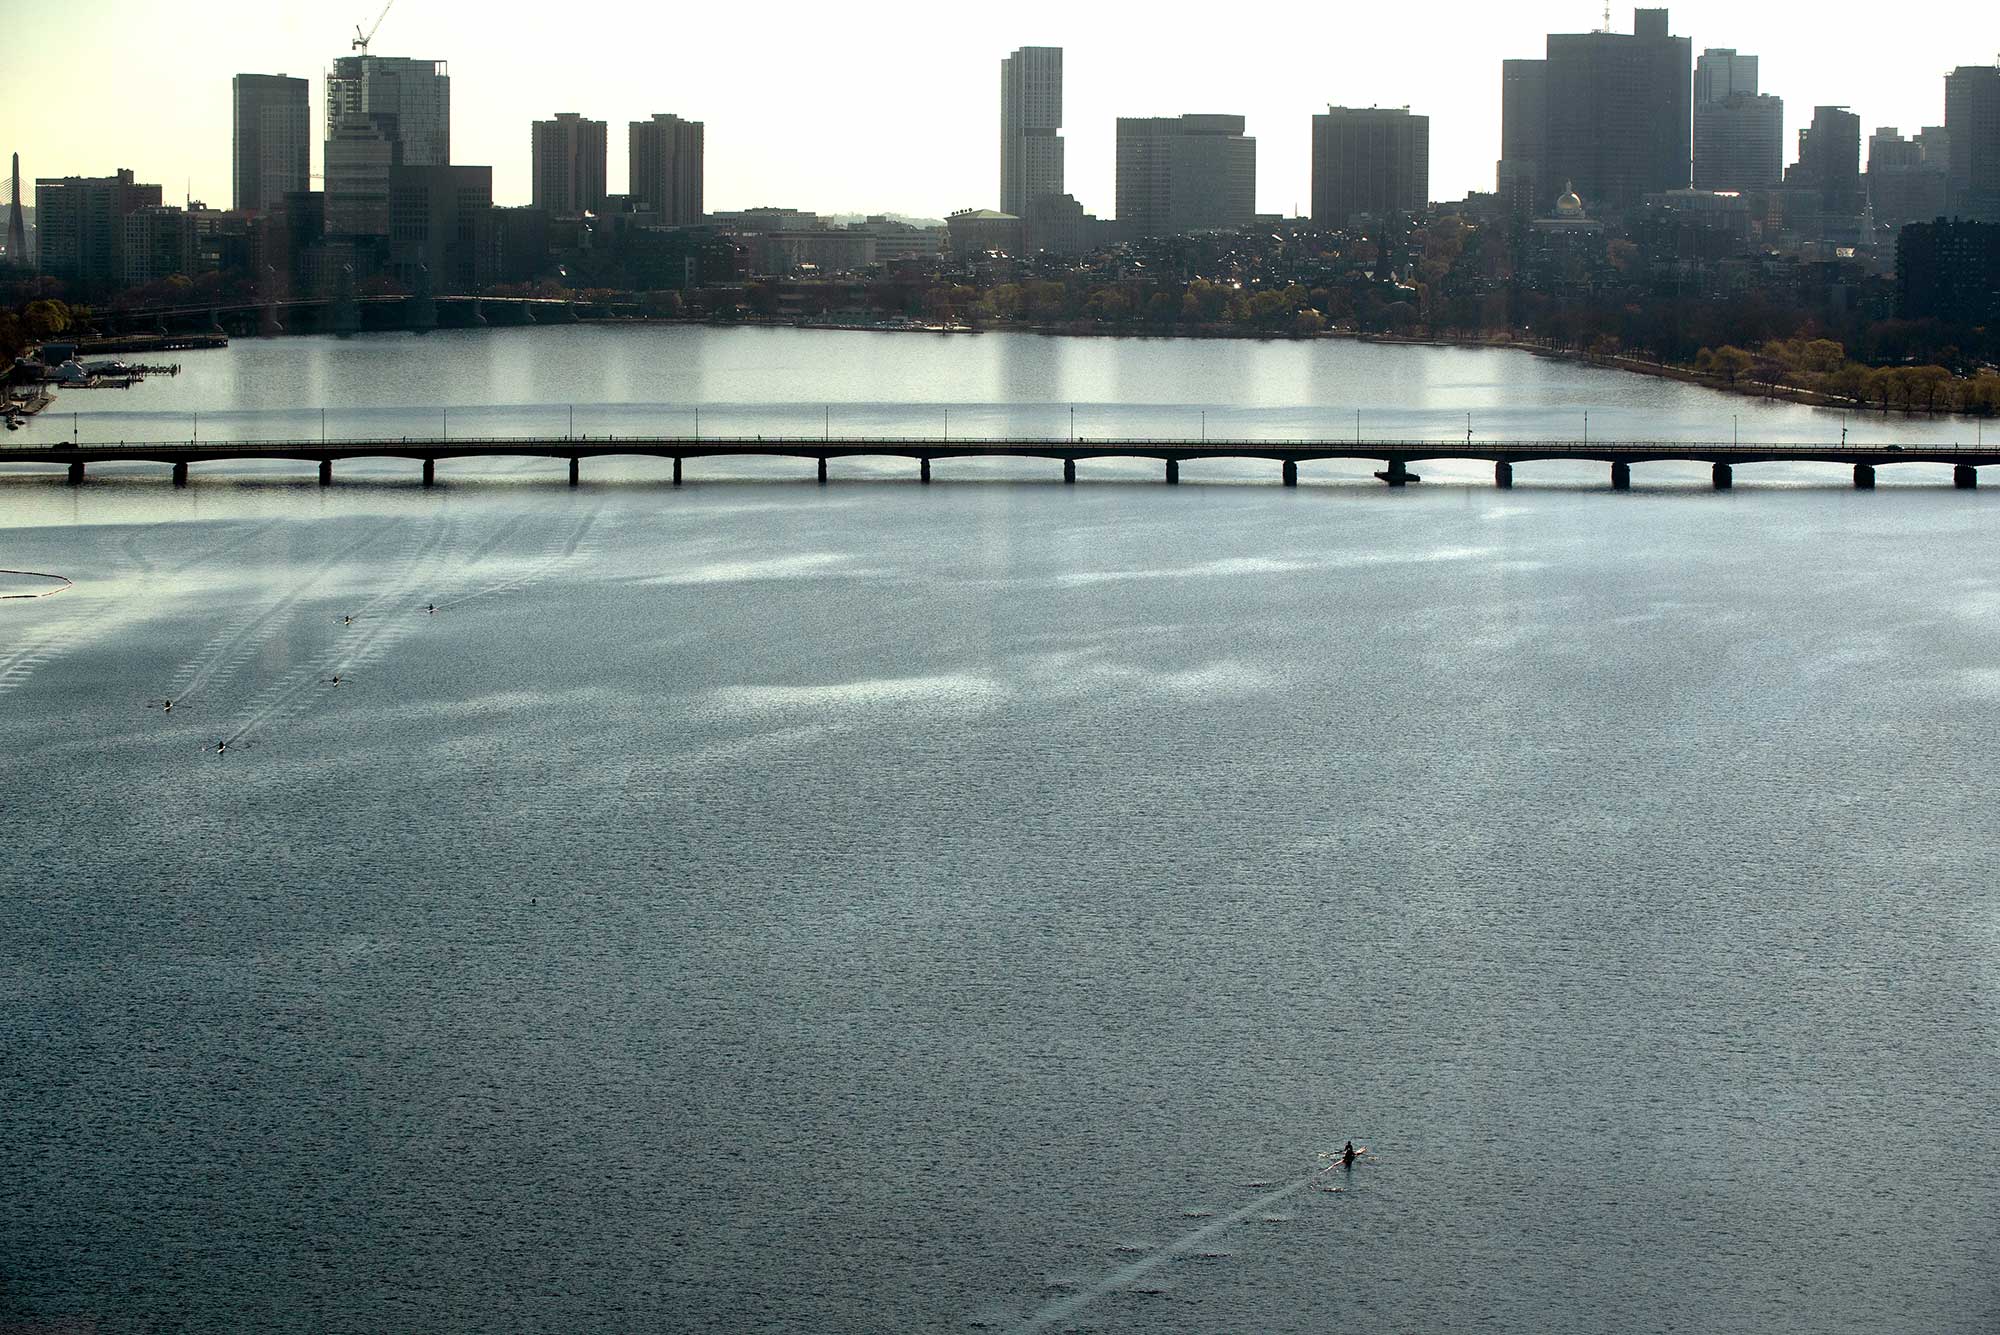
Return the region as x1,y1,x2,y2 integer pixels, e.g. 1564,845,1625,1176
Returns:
352,0,395,54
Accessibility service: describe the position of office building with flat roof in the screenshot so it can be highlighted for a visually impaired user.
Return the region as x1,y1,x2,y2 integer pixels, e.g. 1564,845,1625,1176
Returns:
1694,93,1783,193
234,74,310,212
1313,106,1429,225
1513,8,1690,214
1796,105,1864,216
1001,46,1063,217
1695,49,1758,104
1116,114,1255,237
532,113,606,217
1946,65,2000,222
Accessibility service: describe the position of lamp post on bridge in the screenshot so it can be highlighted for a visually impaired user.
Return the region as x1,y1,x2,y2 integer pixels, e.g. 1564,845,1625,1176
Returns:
1070,405,1075,443
192,412,198,444
320,408,325,445
568,405,573,441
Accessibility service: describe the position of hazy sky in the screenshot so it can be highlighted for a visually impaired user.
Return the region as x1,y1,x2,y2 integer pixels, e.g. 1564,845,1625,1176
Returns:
2,1,1994,217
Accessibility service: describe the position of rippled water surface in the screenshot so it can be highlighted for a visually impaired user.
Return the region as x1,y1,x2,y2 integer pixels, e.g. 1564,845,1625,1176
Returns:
3,329,1997,1333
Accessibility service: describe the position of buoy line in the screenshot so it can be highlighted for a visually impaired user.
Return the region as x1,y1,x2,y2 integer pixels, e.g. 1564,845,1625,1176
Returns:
0,569,73,600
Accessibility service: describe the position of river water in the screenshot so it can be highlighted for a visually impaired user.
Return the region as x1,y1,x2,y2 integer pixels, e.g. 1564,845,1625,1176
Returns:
3,328,1996,1333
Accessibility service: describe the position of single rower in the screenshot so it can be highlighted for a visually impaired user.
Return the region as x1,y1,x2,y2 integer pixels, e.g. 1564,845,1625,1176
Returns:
1339,1141,1359,1169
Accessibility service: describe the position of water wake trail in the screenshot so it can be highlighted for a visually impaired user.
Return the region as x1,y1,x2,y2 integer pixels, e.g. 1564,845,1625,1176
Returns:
1004,1170,1327,1334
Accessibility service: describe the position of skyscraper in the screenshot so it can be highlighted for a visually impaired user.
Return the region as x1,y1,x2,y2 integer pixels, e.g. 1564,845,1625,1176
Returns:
1115,115,1255,237
326,55,451,167
1691,47,1781,194
1694,49,1758,104
1514,8,1691,214
629,114,704,224
1945,65,2000,222
233,74,310,212
1796,106,1864,216
6,153,26,264
1312,107,1429,225
1497,59,1550,215
531,113,607,216
1000,46,1063,217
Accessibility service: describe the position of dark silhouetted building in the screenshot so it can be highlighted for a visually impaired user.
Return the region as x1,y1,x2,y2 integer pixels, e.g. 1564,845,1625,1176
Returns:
1795,106,1864,217
34,168,162,293
629,114,704,224
1000,46,1063,217
1945,65,2000,222
122,206,196,286
233,74,310,212
388,164,492,292
531,113,606,217
478,206,553,287
1897,218,2000,321
1497,59,1549,216
1869,126,1949,235
1516,8,1691,215
1313,107,1429,225
1115,114,1255,237
1694,48,1757,104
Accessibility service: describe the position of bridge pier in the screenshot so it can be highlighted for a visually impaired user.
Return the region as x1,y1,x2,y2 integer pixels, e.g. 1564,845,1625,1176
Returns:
817,456,828,485
1854,464,1875,489
1282,460,1298,487
172,462,188,487
920,457,931,484
1376,460,1412,487
422,458,436,487
1165,459,1180,485
568,456,579,487
1495,461,1514,489
319,458,333,486
67,461,84,486
1611,461,1632,491
673,456,682,486
1063,459,1076,484
1712,462,1733,490
1955,464,1977,489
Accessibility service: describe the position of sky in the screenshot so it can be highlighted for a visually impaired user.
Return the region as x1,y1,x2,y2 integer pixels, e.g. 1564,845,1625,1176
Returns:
2,0,1994,218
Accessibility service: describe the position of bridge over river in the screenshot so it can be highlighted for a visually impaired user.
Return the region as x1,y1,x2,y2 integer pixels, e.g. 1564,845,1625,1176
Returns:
4,436,1996,490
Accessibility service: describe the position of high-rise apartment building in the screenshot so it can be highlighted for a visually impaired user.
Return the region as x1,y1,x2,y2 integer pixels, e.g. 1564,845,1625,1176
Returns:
1000,46,1063,217
531,113,606,216
34,168,162,292
1695,49,1758,104
1312,107,1429,225
326,55,451,167
629,114,704,223
233,74,310,212
1796,105,1864,216
1507,8,1691,214
1115,115,1255,237
1945,65,2000,222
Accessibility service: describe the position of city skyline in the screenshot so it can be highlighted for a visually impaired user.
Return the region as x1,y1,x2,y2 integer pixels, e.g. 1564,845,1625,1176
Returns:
1,1,1991,219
